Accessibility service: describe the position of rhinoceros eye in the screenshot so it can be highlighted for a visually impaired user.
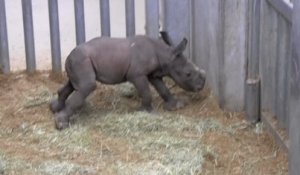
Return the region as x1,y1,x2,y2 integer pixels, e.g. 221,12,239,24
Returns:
186,72,191,77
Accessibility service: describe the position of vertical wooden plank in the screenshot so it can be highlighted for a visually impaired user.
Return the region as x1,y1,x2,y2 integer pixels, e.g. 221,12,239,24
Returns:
125,0,135,37
192,0,220,99
74,0,85,45
188,0,194,62
100,0,110,36
22,0,36,72
245,0,261,123
145,0,159,38
289,0,300,174
0,0,10,73
163,0,191,57
259,0,278,113
48,0,62,73
222,0,248,111
248,0,261,79
245,80,260,123
275,14,290,128
217,0,225,108
285,23,292,132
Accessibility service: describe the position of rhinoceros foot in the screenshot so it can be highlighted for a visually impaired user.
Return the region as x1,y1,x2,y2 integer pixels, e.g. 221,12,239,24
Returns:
50,99,65,114
54,111,70,130
164,99,186,111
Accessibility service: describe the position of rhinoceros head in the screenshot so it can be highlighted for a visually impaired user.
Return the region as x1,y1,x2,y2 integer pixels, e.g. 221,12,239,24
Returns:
168,39,205,92
160,32,206,92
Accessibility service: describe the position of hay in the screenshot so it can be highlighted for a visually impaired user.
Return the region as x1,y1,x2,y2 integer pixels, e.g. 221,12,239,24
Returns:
23,86,53,108
0,154,6,175
254,123,264,134
114,82,137,98
38,160,97,175
95,112,223,174
0,124,96,174
19,124,93,154
0,152,97,175
0,151,33,174
0,72,288,174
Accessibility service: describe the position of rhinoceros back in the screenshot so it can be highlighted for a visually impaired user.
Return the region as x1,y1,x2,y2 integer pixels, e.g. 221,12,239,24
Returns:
66,36,160,84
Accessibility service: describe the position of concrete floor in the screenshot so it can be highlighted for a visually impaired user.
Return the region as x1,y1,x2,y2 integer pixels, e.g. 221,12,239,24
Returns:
5,0,146,70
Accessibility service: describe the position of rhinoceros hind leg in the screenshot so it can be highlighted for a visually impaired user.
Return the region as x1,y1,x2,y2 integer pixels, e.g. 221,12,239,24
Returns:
50,81,74,113
54,70,96,130
54,55,97,130
54,83,96,130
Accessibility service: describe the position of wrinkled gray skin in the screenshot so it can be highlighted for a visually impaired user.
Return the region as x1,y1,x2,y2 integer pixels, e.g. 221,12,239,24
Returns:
50,33,206,130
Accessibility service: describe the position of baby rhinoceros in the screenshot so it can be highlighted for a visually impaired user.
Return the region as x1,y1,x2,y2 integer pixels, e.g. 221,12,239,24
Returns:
50,32,206,130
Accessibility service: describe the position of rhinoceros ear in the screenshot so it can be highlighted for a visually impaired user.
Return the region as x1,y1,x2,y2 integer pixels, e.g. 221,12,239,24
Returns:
173,38,188,56
160,31,173,46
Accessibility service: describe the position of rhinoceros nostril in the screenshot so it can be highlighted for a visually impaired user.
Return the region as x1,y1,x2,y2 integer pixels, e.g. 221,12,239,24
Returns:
196,80,205,91
195,84,203,91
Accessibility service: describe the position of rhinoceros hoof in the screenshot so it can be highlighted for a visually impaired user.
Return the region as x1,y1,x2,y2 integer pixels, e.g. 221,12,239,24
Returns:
50,99,64,114
54,112,69,130
136,106,153,113
164,99,186,111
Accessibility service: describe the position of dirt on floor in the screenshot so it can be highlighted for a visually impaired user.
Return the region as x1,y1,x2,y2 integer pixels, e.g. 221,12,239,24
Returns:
0,71,288,175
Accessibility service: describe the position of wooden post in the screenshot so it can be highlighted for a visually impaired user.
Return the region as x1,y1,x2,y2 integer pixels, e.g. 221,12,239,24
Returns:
74,0,85,45
275,14,291,128
48,0,62,73
289,0,300,174
217,0,225,109
245,79,260,123
245,0,261,123
22,0,36,72
125,0,135,37
145,0,159,38
100,0,110,36
0,0,10,73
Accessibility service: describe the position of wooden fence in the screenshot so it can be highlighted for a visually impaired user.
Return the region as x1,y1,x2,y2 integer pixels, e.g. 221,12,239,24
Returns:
246,0,293,150
247,0,300,174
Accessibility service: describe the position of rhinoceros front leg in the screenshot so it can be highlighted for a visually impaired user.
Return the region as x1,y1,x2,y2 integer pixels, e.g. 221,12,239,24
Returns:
130,76,153,112
149,77,185,111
